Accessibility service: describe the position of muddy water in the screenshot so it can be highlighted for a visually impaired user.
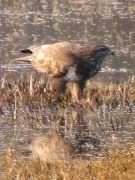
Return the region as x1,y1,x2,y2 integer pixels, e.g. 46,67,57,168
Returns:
0,1,135,159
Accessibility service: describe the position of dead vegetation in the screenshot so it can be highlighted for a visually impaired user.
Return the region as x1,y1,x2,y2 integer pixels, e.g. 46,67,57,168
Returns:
1,147,135,180
0,73,135,111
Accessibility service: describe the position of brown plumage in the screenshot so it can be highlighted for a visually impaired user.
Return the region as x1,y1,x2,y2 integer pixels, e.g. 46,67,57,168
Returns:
15,41,115,101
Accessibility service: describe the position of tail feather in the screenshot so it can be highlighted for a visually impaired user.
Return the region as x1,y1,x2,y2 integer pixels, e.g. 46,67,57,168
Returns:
21,45,38,54
14,56,32,63
21,49,33,54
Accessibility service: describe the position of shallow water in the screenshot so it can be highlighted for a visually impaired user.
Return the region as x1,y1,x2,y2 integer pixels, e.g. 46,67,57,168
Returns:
0,0,135,159
0,103,135,158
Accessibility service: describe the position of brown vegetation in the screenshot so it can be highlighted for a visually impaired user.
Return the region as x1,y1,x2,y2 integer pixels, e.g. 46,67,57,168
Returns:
0,74,135,110
1,148,135,180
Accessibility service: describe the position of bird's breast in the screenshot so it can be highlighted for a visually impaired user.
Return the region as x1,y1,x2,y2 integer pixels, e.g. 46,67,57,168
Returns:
65,66,79,82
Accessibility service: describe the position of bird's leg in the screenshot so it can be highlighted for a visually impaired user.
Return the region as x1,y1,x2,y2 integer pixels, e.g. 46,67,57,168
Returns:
71,81,86,102
50,77,67,101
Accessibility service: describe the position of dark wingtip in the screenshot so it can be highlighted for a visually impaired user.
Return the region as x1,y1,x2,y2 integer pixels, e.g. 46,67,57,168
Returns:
21,49,33,54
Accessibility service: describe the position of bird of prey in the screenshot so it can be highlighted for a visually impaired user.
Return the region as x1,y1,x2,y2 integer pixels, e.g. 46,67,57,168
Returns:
15,41,115,101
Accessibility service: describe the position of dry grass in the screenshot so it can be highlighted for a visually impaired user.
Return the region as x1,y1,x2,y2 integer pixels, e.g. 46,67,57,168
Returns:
0,75,135,111
85,80,135,109
1,148,135,180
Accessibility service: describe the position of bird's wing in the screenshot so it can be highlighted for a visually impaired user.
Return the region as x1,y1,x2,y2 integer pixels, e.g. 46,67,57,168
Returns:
14,42,94,78
74,45,95,61
30,42,79,77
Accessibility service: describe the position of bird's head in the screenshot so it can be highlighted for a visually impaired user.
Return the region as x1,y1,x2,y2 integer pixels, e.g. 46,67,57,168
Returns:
92,45,115,61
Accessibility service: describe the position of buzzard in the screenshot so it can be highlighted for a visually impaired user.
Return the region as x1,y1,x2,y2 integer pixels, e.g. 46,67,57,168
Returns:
15,42,115,101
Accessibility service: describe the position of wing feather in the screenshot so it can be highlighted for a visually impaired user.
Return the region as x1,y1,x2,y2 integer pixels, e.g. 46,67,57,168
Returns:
14,42,94,77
